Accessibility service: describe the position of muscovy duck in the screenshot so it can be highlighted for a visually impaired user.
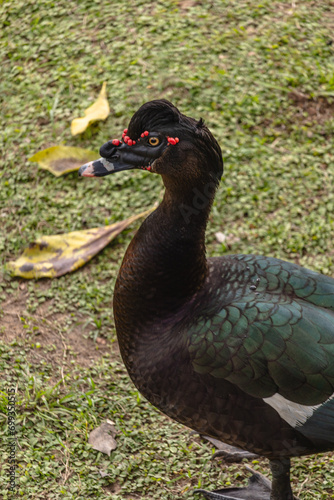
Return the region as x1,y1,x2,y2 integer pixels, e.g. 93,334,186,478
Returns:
79,99,334,500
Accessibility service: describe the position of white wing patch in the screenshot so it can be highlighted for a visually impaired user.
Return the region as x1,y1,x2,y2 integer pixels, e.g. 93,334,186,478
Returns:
263,393,324,428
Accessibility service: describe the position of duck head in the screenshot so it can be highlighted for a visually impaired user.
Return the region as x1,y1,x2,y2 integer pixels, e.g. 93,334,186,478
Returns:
79,99,223,189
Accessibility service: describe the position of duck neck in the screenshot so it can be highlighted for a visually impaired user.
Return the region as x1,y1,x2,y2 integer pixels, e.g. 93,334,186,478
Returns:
114,175,217,323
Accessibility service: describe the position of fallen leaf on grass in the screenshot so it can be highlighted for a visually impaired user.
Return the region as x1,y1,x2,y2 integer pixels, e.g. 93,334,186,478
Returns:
215,231,227,243
99,470,109,478
29,145,98,177
215,232,241,246
71,82,110,136
88,420,117,456
7,209,153,279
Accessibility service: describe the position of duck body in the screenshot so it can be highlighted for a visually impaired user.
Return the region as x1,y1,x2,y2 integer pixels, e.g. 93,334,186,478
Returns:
114,201,334,461
79,99,334,499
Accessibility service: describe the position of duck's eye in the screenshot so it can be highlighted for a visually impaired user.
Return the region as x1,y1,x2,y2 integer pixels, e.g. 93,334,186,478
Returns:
148,137,160,146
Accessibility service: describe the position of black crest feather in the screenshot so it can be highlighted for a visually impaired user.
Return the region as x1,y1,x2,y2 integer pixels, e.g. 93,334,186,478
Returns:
196,118,205,129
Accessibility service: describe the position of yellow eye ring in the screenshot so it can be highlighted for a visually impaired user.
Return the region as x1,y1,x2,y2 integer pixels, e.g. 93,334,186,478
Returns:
148,137,160,146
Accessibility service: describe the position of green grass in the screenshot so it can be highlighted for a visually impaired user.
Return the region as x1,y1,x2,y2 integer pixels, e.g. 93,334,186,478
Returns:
1,0,334,498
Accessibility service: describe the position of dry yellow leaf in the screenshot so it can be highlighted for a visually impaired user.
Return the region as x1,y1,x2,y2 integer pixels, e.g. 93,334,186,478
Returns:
7,209,153,279
29,146,98,177
71,82,110,136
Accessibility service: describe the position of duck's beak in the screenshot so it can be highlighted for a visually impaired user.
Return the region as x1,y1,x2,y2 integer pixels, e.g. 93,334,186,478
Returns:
79,157,134,177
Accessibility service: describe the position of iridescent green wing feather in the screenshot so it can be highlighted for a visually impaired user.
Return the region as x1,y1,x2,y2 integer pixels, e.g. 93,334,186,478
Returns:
240,254,334,310
188,255,334,406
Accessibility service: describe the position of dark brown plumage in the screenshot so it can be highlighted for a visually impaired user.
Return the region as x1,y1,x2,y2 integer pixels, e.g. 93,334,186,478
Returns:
79,100,334,500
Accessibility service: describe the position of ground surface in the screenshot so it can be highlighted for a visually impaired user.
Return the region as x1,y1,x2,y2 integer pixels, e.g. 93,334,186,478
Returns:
1,0,334,498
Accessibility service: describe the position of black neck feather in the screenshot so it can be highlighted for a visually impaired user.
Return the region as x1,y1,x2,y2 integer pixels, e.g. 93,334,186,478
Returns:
113,174,218,337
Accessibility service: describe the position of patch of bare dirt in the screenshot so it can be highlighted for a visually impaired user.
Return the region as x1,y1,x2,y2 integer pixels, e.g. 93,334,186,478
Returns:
36,116,50,126
0,285,120,373
178,0,201,11
103,482,144,498
288,91,334,125
252,91,334,139
103,482,122,495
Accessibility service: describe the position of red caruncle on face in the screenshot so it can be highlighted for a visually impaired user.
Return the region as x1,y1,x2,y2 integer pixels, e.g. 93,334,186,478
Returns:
109,130,180,158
